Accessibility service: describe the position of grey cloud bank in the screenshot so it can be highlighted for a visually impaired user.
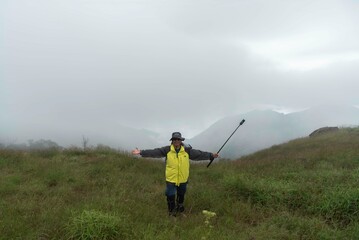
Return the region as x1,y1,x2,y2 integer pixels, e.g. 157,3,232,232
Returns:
1,0,359,147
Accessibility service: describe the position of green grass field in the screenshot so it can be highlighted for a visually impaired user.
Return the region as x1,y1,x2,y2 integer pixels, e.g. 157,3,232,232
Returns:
1,128,359,239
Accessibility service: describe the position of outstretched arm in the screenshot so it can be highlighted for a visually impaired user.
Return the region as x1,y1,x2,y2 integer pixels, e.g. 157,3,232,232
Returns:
189,149,219,161
131,146,170,158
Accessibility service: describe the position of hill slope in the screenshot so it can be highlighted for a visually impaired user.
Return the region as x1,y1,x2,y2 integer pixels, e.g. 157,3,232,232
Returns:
1,128,359,239
189,105,359,158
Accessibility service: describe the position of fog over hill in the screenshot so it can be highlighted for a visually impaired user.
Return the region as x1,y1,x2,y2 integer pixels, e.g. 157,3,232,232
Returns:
187,105,359,159
2,1,359,154
1,105,358,155
0,123,161,151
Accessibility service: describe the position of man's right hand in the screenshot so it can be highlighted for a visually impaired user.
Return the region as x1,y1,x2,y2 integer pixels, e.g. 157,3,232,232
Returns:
132,148,141,155
212,153,219,158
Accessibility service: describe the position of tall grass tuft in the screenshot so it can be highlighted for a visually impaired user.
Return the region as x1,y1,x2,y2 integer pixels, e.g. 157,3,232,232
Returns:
316,188,359,225
66,210,132,240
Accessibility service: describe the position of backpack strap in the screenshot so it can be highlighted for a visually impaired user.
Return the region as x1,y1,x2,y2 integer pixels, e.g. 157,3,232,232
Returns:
183,143,192,155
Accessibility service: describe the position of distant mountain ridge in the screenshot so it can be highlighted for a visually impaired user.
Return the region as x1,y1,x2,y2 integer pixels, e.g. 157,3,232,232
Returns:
2,105,358,156
187,105,359,159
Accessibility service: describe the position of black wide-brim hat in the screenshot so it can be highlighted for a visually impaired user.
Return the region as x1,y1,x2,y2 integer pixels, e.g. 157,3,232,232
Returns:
170,132,185,141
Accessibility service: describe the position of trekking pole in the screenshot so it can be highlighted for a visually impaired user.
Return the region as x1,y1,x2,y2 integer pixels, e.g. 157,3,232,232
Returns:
207,119,245,168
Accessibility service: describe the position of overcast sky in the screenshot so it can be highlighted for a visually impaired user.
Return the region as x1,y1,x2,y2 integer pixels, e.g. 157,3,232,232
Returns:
1,0,359,144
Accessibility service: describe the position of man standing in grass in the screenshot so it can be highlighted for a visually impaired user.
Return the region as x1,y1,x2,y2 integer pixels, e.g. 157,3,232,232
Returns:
132,132,219,216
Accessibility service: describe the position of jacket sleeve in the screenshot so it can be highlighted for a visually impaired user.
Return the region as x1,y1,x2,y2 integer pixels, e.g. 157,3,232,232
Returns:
140,146,170,158
188,148,214,161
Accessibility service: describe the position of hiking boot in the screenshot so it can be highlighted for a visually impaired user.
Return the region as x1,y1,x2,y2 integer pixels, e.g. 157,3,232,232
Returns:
177,203,185,213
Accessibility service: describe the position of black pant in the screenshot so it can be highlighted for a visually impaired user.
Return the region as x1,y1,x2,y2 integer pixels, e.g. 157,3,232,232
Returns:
165,182,187,212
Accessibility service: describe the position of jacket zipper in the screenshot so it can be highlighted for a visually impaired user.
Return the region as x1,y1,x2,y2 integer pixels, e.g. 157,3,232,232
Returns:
177,152,180,186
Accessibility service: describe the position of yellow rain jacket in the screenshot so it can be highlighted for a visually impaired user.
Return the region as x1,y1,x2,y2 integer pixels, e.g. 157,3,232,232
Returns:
166,145,190,186
140,144,214,186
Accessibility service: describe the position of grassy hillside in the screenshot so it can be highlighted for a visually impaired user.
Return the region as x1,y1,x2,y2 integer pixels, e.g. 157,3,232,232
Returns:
1,128,359,239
